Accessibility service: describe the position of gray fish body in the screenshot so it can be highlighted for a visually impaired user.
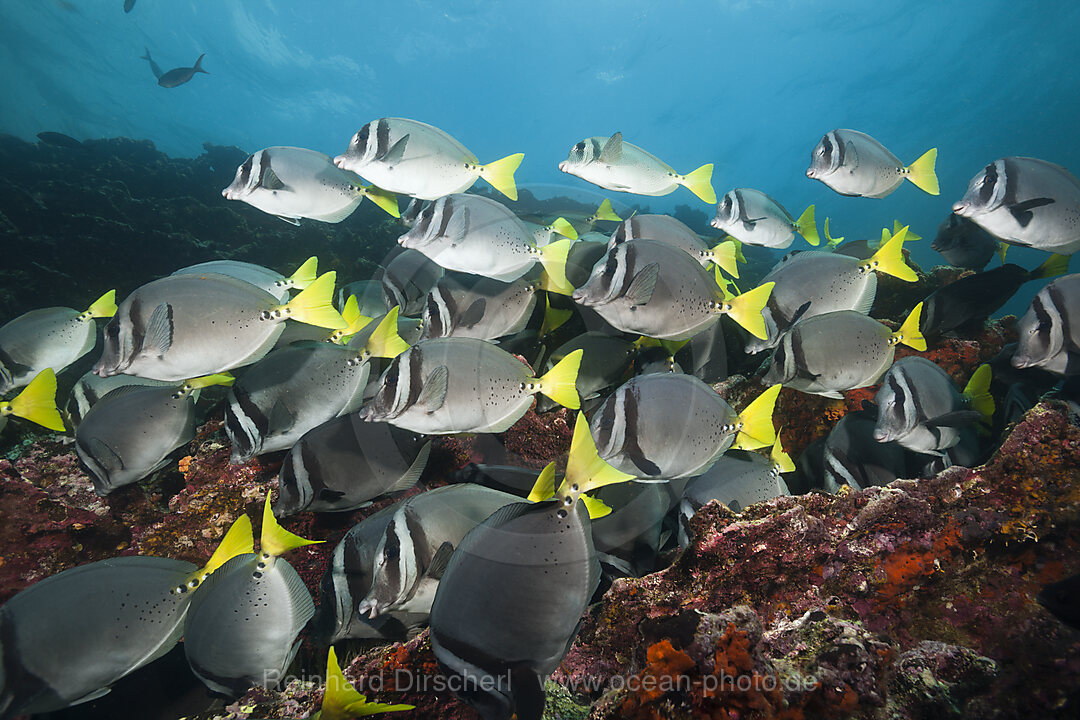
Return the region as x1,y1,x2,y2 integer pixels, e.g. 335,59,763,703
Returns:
806,129,907,198
559,134,682,196
140,48,162,79
381,248,445,316
1013,274,1080,375
542,331,636,405
0,307,97,393
336,117,483,200
94,273,290,381
361,484,520,619
222,147,366,225
224,343,369,462
678,451,790,546
65,371,174,429
75,385,197,494
608,214,710,262
763,310,895,398
157,53,207,88
873,357,975,454
564,239,608,288
338,279,390,318
591,481,676,570
314,505,424,644
450,463,541,496
430,499,599,720
172,260,296,302
573,239,725,341
747,250,877,353
421,275,539,341
590,373,741,479
360,338,546,434
183,552,313,696
0,556,195,716
711,188,799,248
398,194,540,282
931,214,1000,269
274,414,430,516
953,157,1080,254
822,410,907,492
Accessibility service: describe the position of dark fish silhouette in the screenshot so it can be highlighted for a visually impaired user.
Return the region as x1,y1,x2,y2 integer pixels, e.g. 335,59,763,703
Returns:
1038,573,1080,629
141,48,163,79
124,0,136,12
36,131,82,148
158,54,208,88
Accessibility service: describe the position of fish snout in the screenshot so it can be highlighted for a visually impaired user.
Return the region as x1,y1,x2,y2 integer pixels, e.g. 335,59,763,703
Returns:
872,426,892,442
709,216,721,229
952,201,969,216
333,154,348,169
805,167,816,179
558,161,568,172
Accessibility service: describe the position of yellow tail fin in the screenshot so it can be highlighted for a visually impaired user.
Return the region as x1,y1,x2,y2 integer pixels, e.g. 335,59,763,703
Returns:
733,384,780,450
2,369,65,431
905,148,939,195
724,282,774,340
770,434,795,473
581,494,612,519
867,226,917,282
997,242,1009,263
593,198,622,222
361,184,401,218
322,646,415,719
730,237,747,263
287,256,318,290
186,372,235,390
538,236,575,296
562,411,636,495
84,290,117,319
260,495,323,557
1032,253,1070,281
705,240,740,278
962,364,995,423
527,462,558,503
280,272,347,330
535,348,582,409
539,296,572,336
794,205,819,246
479,153,525,201
330,295,373,344
892,302,926,351
550,217,578,240
199,515,254,579
364,306,410,359
824,217,844,249
893,220,921,243
680,163,716,204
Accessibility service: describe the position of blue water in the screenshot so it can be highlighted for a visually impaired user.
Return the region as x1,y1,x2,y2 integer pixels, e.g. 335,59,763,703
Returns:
2,0,1079,315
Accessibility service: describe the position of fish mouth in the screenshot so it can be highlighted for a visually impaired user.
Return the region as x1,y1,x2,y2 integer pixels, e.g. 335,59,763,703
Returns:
952,202,969,216
1011,353,1033,369
872,427,893,442
805,168,816,179
710,217,721,229
333,154,348,169
558,161,568,172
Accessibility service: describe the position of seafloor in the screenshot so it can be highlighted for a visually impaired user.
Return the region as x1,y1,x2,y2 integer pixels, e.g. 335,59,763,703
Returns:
0,135,1077,719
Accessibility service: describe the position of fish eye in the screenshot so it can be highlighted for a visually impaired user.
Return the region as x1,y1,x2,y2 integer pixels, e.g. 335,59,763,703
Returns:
574,142,585,152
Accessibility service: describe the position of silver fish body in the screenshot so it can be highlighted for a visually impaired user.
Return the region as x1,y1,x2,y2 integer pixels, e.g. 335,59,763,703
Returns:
711,188,800,249
420,275,540,341
183,552,314,696
0,307,98,393
65,371,174,429
872,357,979,454
953,157,1080,254
1013,274,1080,374
172,260,298,302
806,129,908,198
608,214,710,261
380,248,445,317
678,451,790,546
821,410,908,492
931,214,1000,269
0,556,195,716
559,132,711,201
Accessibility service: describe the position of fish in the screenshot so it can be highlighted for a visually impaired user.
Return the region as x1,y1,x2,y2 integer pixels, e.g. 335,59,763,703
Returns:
420,274,542,341
224,311,407,461
525,216,578,247
0,368,66,434
820,408,909,492
35,131,82,148
571,238,774,341
93,271,345,382
535,332,638,412
140,48,163,79
450,462,545,496
380,248,445,317
222,147,398,224
358,484,521,620
429,414,634,720
678,439,794,546
183,498,321,696
337,279,390,319
590,480,680,576
931,213,1004,269
0,519,250,716
746,227,918,352
65,370,174,429
872,359,994,455
157,53,208,88
1012,273,1080,375
123,0,135,12
710,189,820,249
919,254,1069,337
358,338,583,434
1038,572,1080,629
608,213,740,278
274,414,430,517
172,257,318,303
315,648,415,719
558,132,716,203
335,117,524,200
952,156,1080,255
397,193,574,290
0,290,116,393
589,374,780,479
75,373,234,494
806,129,939,198
763,304,926,398
564,239,609,289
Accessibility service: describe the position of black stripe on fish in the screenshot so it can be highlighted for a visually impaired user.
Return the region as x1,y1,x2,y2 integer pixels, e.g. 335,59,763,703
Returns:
356,123,371,156
618,244,638,298
233,385,269,441
622,386,661,477
405,347,426,411
435,197,455,240
424,292,445,338
1031,293,1055,350
376,119,390,161
1009,197,1056,227
239,154,254,186
790,332,821,382
978,162,999,207
595,392,618,456
833,132,846,170
1048,283,1074,351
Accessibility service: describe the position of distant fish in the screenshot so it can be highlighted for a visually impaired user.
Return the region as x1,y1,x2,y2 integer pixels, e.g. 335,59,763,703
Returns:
806,129,939,198
953,157,1080,255
711,189,820,249
172,257,319,303
36,131,82,148
931,213,1003,270
158,53,208,88
1013,273,1080,375
559,132,716,203
123,0,136,12
140,48,164,80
